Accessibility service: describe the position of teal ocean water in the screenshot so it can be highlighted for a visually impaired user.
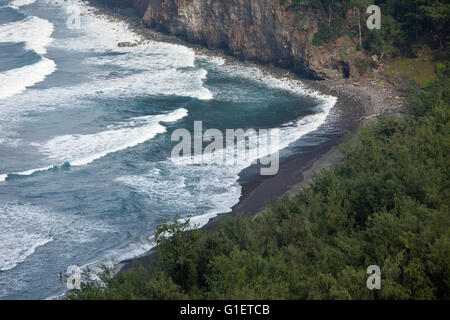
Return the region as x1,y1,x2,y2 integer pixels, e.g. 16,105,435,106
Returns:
0,0,337,299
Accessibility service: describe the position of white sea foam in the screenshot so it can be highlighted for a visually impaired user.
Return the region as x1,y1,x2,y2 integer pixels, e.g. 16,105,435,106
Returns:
0,57,56,100
46,0,194,72
47,0,209,98
0,15,56,100
173,102,334,168
0,165,55,182
87,67,212,100
0,15,54,54
92,209,227,274
0,202,52,271
118,101,333,220
0,0,210,130
0,109,188,182
0,202,114,274
117,159,242,219
46,0,142,52
172,60,337,168
0,61,210,122
38,108,188,166
116,165,240,267
84,44,196,70
210,61,337,103
118,60,337,228
8,0,36,8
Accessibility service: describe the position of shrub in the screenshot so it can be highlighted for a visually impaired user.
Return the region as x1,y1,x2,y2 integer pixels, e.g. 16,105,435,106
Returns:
435,62,447,76
312,20,343,46
354,58,370,75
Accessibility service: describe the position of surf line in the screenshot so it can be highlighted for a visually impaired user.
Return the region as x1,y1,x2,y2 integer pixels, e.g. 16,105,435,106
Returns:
0,14,57,100
0,163,71,182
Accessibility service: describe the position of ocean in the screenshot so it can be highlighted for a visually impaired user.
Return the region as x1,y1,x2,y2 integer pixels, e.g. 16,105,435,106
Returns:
0,0,337,299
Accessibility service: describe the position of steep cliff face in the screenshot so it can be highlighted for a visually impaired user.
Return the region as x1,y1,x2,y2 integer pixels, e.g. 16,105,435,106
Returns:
131,0,361,79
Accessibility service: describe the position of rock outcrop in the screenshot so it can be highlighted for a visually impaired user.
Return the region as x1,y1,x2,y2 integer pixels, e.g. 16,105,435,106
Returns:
129,0,364,79
117,41,139,47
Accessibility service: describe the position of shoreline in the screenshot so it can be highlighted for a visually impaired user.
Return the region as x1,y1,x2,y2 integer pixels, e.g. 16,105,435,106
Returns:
83,1,403,273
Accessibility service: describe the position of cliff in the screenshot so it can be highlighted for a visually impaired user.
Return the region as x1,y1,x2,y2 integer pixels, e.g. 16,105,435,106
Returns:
130,0,366,80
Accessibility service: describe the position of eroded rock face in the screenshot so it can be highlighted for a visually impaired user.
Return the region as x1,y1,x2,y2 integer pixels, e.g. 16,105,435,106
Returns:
131,0,361,79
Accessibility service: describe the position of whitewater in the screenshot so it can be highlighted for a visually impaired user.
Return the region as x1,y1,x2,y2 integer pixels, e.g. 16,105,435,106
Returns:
0,0,336,299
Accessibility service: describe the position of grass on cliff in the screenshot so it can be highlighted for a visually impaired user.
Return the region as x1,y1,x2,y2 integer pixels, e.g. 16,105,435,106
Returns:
66,70,450,300
385,48,449,88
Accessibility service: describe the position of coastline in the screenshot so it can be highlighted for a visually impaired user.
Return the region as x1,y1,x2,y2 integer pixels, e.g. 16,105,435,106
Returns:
84,2,403,273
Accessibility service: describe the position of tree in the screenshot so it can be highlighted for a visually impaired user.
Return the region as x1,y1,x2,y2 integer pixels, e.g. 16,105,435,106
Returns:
350,0,372,47
419,0,450,48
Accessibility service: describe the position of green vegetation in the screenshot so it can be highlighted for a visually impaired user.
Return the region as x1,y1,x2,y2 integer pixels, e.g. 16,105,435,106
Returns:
386,49,449,87
390,56,437,87
279,0,449,58
311,21,344,46
354,57,370,75
435,62,448,76
67,70,450,299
